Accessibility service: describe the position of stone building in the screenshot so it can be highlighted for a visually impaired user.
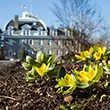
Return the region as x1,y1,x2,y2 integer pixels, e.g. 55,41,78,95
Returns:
3,12,90,59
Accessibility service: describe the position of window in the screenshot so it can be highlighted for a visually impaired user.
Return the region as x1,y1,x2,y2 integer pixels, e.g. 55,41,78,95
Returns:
39,40,43,45
65,30,70,36
54,30,57,36
48,50,52,54
29,39,34,45
39,30,42,35
47,40,51,45
50,30,56,36
22,29,31,35
51,30,57,36
56,41,60,46
38,27,43,35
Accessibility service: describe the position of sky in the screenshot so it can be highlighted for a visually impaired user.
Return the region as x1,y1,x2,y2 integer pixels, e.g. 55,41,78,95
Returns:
0,0,110,29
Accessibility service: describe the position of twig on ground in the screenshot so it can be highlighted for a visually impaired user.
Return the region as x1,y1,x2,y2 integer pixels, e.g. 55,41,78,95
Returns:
0,95,19,101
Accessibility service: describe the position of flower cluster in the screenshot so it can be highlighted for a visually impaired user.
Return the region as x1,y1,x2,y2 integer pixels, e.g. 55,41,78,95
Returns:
22,46,110,95
75,46,106,61
56,46,109,95
55,63,103,95
22,51,56,85
75,64,103,88
55,74,76,95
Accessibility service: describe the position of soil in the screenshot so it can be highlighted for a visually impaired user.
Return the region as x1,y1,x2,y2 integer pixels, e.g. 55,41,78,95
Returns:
0,61,110,110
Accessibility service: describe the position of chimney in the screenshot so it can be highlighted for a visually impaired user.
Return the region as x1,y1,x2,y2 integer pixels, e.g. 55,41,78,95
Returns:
14,15,18,30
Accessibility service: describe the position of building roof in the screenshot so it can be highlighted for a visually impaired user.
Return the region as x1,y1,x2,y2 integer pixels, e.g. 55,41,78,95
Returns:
4,12,47,31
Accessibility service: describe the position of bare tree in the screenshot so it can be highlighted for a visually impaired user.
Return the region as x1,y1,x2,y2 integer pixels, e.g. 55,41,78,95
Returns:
52,0,102,54
98,21,110,48
52,0,102,39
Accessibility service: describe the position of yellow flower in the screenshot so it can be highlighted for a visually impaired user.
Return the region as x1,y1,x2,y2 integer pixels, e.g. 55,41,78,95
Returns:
76,65,98,84
75,54,86,60
88,65,98,81
94,47,106,60
89,47,93,54
33,63,50,76
58,74,76,87
75,47,93,61
94,52,101,60
55,74,76,95
75,51,89,60
77,71,89,83
98,47,106,55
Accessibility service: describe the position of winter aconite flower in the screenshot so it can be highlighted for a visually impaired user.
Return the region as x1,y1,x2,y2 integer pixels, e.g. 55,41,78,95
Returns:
33,63,50,76
75,65,98,84
93,47,106,60
55,74,76,95
75,47,93,61
58,74,76,87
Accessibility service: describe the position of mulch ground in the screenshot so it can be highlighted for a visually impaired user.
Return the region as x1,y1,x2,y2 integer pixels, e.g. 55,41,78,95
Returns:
0,61,110,110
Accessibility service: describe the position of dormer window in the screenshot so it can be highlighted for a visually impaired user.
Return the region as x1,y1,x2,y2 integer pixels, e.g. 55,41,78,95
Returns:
38,26,43,35
50,29,57,36
21,24,31,35
49,25,58,36
55,30,57,36
39,30,42,35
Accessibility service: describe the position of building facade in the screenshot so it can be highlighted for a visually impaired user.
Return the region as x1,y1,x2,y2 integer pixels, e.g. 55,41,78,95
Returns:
3,12,87,59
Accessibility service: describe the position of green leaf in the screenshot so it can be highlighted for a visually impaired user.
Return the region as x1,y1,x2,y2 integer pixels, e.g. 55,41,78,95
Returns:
43,54,51,64
51,51,56,63
36,51,44,63
63,87,75,95
26,76,34,82
31,68,39,78
26,56,36,65
49,64,56,70
47,69,57,77
28,83,33,87
77,82,89,89
105,50,110,56
22,62,32,70
103,66,109,72
70,105,82,109
26,68,38,83
99,94,106,102
57,66,66,79
47,56,52,63
104,81,109,88
56,87,63,94
60,105,68,110
93,66,103,82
